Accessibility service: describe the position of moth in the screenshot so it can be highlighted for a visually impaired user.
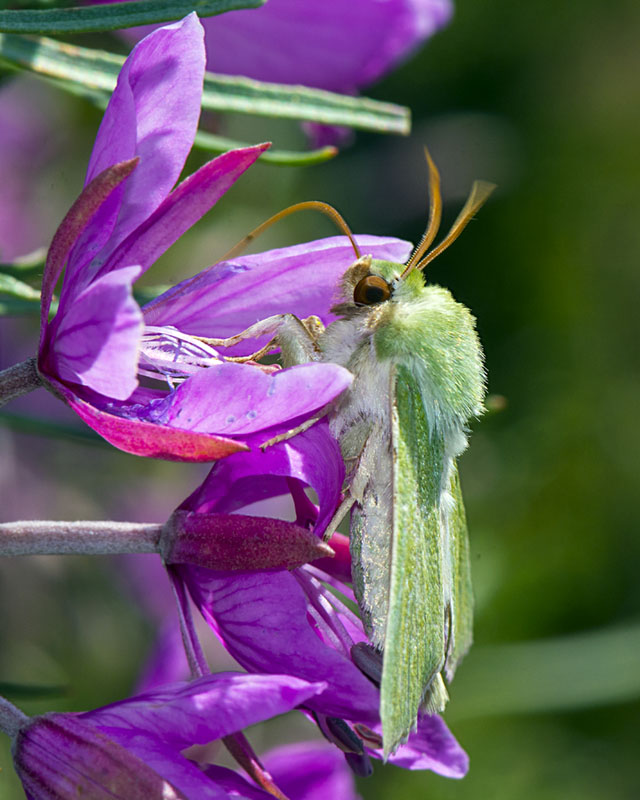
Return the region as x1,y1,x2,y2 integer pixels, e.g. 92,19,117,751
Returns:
204,153,493,755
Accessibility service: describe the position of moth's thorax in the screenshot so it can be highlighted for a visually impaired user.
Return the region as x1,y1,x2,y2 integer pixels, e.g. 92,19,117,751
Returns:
322,253,486,439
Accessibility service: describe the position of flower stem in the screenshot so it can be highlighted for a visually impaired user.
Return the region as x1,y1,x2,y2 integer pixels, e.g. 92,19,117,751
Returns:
0,520,162,557
0,357,41,409
0,695,29,738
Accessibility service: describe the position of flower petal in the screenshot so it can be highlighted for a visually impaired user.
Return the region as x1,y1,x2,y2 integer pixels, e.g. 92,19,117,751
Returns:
139,362,351,439
76,14,206,276
106,144,269,277
180,422,343,536
262,741,361,800
379,713,469,777
84,672,327,750
46,378,249,461
143,235,413,353
202,0,452,93
46,265,143,400
39,158,138,344
182,569,380,723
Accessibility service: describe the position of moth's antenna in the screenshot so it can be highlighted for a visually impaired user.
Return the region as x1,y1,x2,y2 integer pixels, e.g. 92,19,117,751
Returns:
219,201,361,262
413,180,496,272
401,148,442,277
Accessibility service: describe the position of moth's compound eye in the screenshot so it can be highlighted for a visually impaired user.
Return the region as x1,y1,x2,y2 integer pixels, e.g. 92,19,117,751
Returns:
353,275,392,306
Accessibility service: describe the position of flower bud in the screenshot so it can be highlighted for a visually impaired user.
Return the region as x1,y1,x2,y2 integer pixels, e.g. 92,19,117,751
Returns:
161,510,334,571
13,713,186,799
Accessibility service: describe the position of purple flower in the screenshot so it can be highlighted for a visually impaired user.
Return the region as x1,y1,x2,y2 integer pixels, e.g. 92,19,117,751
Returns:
11,672,326,799
260,741,362,800
117,0,452,146
35,14,354,461
172,425,468,779
200,0,453,95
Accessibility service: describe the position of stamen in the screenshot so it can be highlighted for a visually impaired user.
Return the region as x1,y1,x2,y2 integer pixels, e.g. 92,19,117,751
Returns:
345,751,374,777
350,642,383,686
324,717,365,754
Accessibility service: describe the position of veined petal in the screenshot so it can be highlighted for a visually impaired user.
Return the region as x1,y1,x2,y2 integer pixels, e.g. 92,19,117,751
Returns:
139,362,351,438
47,378,249,461
106,144,269,277
143,236,412,354
202,0,452,92
181,422,343,536
46,265,143,400
83,672,326,750
375,713,469,777
182,569,380,723
74,14,206,279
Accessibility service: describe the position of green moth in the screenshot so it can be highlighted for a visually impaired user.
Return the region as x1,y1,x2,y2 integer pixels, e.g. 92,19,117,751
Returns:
203,153,493,756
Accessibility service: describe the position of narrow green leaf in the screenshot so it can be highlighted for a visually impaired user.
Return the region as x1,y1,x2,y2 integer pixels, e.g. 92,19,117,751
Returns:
200,73,410,134
0,411,104,445
133,284,171,306
448,623,640,719
195,130,338,166
0,681,66,699
0,247,46,278
0,0,265,35
0,273,41,302
0,32,410,134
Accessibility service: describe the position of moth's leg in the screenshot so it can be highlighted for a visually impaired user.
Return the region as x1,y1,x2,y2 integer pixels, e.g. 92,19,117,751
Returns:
321,493,356,543
198,314,324,368
278,314,324,367
260,408,330,451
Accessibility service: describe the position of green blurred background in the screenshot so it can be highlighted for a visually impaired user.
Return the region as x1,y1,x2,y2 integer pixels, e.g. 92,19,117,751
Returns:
1,0,640,797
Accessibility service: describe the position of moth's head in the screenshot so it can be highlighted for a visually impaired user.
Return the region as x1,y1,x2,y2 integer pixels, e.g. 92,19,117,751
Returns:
331,150,495,319
331,255,425,317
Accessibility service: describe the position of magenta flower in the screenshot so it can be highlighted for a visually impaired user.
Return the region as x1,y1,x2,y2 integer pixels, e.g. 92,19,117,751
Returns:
35,14,352,461
172,425,468,779
10,672,327,799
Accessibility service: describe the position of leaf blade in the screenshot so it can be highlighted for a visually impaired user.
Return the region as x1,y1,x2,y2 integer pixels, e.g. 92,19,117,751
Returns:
0,0,266,35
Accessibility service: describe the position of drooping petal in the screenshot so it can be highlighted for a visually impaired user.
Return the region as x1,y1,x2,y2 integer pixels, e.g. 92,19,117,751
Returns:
137,362,351,440
105,144,269,277
46,265,143,400
262,741,361,800
71,14,206,281
201,0,452,93
84,672,326,750
182,568,380,723
144,236,412,354
375,713,469,777
180,422,343,536
47,379,249,461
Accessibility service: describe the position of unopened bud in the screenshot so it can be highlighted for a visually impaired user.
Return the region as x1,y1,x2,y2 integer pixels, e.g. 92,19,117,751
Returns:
13,713,186,799
161,510,335,571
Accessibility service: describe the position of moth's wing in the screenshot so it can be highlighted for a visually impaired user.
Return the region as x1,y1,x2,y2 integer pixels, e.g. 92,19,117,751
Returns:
349,421,394,642
380,363,449,756
444,464,474,681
